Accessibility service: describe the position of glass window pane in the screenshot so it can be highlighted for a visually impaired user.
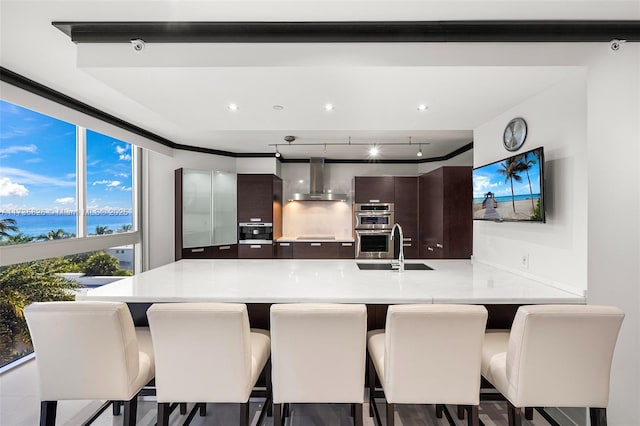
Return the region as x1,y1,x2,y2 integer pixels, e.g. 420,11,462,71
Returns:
86,130,133,235
0,100,77,245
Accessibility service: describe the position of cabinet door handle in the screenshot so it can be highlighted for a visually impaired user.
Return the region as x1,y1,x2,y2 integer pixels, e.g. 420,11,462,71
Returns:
403,238,412,242
369,199,380,203
191,248,205,253
250,218,262,222
250,245,262,249
218,246,231,250
427,247,434,252
403,243,412,247
310,243,322,247
436,243,443,248
341,243,353,247
279,243,290,247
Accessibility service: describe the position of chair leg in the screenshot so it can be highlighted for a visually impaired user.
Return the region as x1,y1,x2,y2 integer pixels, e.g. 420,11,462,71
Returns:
467,405,479,426
40,401,57,426
284,403,290,418
353,403,363,426
180,402,187,415
274,403,282,426
590,408,608,426
386,402,395,426
507,402,522,426
524,407,533,420
265,358,273,417
157,402,171,426
199,403,207,416
436,404,444,418
123,396,138,426
112,400,122,416
367,353,376,417
458,405,466,420
240,402,250,426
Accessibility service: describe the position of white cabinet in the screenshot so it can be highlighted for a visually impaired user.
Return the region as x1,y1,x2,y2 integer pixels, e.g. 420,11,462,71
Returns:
177,169,237,254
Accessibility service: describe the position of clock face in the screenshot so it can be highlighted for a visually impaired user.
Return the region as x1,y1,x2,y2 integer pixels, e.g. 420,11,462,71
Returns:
503,117,527,151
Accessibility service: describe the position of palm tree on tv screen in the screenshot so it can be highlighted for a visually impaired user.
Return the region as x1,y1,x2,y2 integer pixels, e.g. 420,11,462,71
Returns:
517,151,538,211
498,157,523,213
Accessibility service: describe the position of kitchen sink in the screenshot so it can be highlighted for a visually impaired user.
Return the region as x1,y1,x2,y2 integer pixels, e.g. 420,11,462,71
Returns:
357,263,433,271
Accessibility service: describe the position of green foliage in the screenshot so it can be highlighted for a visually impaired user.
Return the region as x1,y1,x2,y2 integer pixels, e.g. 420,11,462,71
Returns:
0,260,79,366
83,251,120,276
530,199,543,220
113,269,133,276
0,218,19,239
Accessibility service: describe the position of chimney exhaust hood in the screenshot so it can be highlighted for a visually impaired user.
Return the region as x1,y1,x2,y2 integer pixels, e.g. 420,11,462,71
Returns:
289,158,348,202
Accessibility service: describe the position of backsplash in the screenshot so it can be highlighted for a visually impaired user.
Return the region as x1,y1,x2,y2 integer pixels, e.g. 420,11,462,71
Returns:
283,201,353,238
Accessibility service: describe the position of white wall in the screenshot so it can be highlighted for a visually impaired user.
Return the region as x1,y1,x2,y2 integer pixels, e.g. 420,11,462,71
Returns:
236,157,279,175
473,74,588,293
144,149,235,269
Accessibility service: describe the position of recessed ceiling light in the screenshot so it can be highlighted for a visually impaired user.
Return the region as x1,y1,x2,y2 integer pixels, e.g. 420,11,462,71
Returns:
273,105,284,111
417,104,428,112
324,103,335,112
417,144,423,157
369,146,380,157
228,103,239,111
298,180,304,184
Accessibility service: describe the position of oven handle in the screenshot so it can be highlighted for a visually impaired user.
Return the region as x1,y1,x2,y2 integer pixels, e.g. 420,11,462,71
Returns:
355,229,392,235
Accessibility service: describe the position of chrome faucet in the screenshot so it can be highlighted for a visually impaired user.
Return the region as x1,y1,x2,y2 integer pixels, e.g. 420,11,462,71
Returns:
390,223,405,272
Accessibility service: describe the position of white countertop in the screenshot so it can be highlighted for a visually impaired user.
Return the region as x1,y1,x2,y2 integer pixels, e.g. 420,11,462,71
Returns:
79,259,584,305
277,236,355,243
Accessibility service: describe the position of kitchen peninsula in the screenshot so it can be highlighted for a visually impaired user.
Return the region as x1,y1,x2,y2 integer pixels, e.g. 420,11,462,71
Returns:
79,259,584,328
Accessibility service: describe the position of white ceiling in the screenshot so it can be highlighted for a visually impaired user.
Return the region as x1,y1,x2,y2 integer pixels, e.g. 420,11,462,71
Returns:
1,1,635,160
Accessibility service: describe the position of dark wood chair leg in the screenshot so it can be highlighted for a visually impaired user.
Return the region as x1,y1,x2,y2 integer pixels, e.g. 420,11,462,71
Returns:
284,403,290,418
467,405,479,426
123,396,138,426
180,402,187,415
436,404,444,418
157,402,171,426
112,400,122,416
40,401,57,426
507,402,522,426
354,403,363,426
590,407,608,426
199,403,207,416
274,403,282,426
386,402,395,426
458,405,466,420
240,402,249,426
525,407,533,420
367,354,376,417
265,358,273,417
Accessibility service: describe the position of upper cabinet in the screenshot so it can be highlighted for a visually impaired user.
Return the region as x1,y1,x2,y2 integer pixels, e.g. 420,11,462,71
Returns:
354,176,395,203
175,169,237,260
419,166,472,259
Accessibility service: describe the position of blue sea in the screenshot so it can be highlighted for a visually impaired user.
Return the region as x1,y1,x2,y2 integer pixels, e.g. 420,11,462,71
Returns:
1,213,133,237
473,193,541,205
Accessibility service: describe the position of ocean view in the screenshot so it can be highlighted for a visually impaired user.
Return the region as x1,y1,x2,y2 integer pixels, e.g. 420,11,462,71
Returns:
1,213,133,237
473,193,541,205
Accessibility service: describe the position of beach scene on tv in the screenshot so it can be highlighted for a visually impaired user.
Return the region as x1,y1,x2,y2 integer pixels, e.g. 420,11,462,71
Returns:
473,149,543,221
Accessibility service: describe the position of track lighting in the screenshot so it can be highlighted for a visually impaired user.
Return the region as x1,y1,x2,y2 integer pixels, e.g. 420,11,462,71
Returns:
417,144,423,157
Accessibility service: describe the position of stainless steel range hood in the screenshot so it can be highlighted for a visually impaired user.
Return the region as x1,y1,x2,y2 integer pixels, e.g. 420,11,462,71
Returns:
289,158,348,201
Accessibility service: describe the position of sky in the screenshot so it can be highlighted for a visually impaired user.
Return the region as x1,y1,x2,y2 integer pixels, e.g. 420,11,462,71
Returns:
0,99,132,213
472,149,542,200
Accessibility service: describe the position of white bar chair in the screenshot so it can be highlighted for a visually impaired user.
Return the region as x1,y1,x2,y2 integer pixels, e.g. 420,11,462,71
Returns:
270,303,367,426
147,302,271,426
482,304,624,426
367,304,488,426
23,301,155,426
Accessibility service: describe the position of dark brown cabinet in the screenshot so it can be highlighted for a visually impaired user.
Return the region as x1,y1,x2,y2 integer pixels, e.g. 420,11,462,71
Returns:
292,242,339,259
394,177,419,259
354,176,395,203
276,242,293,259
419,167,472,259
337,242,356,259
237,174,283,259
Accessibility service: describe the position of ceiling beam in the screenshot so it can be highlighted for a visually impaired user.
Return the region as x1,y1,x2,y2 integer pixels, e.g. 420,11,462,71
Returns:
52,20,640,44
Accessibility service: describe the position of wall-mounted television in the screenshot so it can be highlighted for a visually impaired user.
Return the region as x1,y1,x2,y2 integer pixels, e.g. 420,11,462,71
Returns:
473,147,545,222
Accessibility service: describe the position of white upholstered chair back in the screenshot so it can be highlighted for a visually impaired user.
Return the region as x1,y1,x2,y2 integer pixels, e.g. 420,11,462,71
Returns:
147,302,253,402
383,304,488,404
24,301,144,401
505,305,624,407
270,303,367,403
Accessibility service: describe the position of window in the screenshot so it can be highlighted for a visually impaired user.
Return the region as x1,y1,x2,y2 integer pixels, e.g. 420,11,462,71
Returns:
86,130,134,236
0,100,77,244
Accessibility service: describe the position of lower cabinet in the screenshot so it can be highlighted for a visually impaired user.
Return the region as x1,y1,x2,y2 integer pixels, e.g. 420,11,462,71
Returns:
337,242,356,259
238,244,275,259
293,242,339,259
276,242,293,259
182,244,238,259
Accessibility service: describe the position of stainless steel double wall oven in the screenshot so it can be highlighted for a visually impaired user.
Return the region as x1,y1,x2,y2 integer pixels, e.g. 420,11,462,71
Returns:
354,203,394,259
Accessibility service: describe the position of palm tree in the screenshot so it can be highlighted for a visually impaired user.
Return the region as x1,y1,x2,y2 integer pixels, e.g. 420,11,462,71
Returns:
38,229,70,241
497,157,523,213
95,225,112,235
0,218,19,239
516,152,538,211
118,224,132,233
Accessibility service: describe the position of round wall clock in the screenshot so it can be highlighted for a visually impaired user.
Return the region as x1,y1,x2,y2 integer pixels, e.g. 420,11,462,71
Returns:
503,117,527,152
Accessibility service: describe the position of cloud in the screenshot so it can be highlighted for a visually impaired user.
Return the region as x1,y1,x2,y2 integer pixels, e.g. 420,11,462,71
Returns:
119,186,132,191
119,154,132,161
92,179,121,187
0,177,29,197
0,144,38,155
24,158,43,164
0,167,75,187
115,145,129,155
116,173,129,178
0,129,29,140
55,197,75,205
